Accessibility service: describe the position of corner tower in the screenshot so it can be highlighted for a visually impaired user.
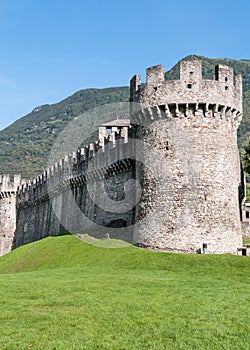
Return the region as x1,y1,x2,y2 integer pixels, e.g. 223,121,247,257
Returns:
130,60,243,254
0,175,22,256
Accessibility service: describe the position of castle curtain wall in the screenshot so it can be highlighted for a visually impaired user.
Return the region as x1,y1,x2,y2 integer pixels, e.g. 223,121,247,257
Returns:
13,154,135,249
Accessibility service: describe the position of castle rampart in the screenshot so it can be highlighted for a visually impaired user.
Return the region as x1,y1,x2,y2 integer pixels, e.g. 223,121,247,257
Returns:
0,59,245,255
13,126,136,249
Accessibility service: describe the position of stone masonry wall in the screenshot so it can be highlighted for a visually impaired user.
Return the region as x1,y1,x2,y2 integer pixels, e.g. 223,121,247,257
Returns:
13,141,136,249
131,60,243,254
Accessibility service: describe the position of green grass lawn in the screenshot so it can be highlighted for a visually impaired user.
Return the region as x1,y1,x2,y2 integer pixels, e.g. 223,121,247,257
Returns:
0,234,250,349
243,237,250,244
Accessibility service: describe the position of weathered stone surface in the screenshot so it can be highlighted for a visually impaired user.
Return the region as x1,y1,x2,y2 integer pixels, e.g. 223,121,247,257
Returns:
0,175,23,255
12,139,136,250
131,60,243,254
241,204,250,238
0,60,244,255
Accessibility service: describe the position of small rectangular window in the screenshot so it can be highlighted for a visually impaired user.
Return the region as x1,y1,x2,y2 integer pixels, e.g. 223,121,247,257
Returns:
246,211,249,219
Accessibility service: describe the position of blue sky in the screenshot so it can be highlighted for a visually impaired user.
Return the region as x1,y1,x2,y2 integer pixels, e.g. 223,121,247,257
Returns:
0,0,249,130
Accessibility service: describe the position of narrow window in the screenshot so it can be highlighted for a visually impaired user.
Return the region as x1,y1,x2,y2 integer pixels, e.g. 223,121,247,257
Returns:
225,77,228,82
246,211,249,219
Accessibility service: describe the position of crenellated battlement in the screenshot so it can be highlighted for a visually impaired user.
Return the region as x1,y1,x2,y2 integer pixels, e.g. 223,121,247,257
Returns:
0,174,22,192
11,118,136,249
16,122,134,207
0,174,25,202
130,60,242,115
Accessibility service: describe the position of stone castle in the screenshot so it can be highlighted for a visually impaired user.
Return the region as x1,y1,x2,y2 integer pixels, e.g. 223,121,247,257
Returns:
0,60,247,256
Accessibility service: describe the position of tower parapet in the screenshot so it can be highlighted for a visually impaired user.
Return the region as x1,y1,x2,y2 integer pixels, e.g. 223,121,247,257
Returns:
130,60,242,122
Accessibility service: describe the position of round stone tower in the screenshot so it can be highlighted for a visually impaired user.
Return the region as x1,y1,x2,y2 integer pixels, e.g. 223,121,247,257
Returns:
130,60,243,254
0,174,22,256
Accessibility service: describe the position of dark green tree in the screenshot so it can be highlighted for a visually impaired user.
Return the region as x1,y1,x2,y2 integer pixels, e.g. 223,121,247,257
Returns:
242,138,250,174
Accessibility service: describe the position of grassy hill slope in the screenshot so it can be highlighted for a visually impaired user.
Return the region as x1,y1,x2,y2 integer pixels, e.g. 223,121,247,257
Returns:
1,54,250,178
0,233,249,275
0,232,248,274
0,234,249,349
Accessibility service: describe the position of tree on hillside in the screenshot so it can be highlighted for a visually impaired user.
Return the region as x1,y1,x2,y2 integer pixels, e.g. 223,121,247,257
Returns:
242,138,250,174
